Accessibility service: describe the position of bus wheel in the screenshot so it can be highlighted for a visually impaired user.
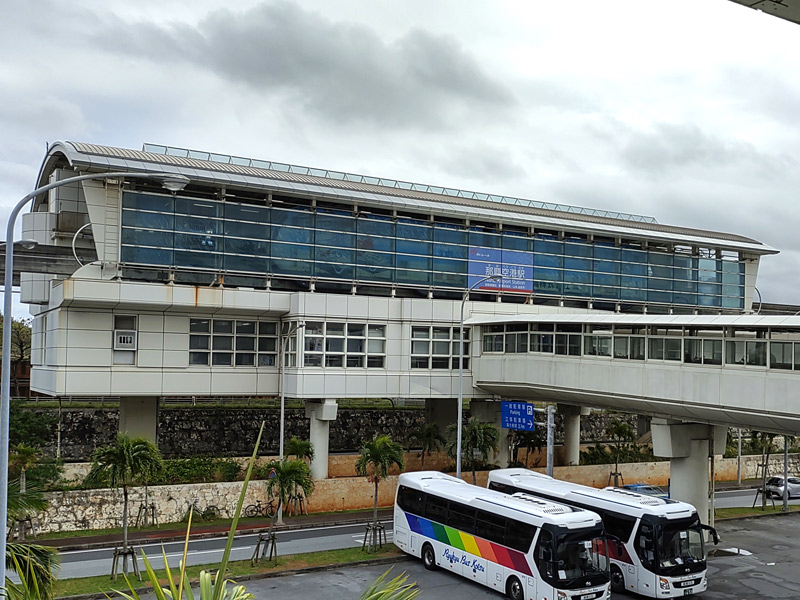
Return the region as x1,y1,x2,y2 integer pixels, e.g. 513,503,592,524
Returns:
611,565,625,593
422,543,436,571
506,576,524,600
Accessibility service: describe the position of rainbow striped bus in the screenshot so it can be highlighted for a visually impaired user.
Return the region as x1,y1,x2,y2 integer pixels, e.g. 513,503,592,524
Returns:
394,472,611,600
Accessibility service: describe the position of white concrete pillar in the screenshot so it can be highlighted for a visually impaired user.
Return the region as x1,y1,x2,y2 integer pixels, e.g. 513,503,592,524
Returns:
559,404,588,466
119,397,158,443
469,400,510,468
306,399,338,480
651,419,726,525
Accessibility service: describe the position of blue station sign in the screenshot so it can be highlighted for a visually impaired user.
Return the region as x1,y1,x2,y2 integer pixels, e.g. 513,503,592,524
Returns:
501,401,535,431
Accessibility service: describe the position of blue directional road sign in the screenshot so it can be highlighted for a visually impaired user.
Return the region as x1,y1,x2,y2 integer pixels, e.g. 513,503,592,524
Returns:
501,401,535,431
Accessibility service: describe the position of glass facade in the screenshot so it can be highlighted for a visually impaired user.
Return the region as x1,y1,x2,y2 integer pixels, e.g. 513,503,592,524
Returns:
121,192,746,309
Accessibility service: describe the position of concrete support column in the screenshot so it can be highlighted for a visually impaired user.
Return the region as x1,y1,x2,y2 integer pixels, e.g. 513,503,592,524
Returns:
424,398,458,434
470,400,509,468
119,397,158,443
306,399,338,480
651,419,726,525
558,404,588,466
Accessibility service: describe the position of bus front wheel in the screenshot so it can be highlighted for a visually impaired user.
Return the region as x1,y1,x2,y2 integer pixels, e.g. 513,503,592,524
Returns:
506,575,523,600
422,543,436,571
611,565,625,593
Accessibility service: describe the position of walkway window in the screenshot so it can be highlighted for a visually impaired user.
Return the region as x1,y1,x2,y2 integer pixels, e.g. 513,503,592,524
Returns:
771,341,793,370
189,318,278,367
483,325,504,353
302,321,385,368
531,324,555,353
414,326,467,369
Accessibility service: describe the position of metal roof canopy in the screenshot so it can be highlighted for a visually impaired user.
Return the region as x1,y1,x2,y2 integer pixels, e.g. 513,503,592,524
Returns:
464,313,800,328
728,0,800,26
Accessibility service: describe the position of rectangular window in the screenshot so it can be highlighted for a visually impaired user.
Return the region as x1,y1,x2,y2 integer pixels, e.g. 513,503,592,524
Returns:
303,321,385,368
412,326,468,369
189,318,278,367
770,341,793,370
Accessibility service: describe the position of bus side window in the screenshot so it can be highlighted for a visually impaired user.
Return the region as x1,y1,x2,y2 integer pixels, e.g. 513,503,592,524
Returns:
425,495,449,524
604,513,636,543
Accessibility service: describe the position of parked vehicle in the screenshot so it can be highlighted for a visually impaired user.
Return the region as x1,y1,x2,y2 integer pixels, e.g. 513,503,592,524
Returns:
765,476,800,499
621,483,669,499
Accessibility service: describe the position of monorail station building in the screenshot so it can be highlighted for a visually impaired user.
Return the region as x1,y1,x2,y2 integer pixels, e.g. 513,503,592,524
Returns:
20,141,800,520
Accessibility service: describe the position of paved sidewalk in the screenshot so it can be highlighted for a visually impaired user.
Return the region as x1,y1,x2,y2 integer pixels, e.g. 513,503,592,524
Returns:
32,508,395,551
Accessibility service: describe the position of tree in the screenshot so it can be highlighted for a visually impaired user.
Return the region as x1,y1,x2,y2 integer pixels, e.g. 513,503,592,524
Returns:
510,428,546,467
9,443,40,541
446,418,500,484
5,542,59,600
409,423,445,470
85,433,163,552
606,419,635,486
0,316,32,398
285,437,314,514
9,399,55,448
356,435,405,551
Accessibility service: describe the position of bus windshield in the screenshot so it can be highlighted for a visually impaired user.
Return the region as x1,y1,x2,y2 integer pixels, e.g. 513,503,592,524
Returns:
536,525,609,589
657,522,704,570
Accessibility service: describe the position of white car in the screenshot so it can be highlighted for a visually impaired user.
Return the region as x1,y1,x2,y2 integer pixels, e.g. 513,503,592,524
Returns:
765,476,800,499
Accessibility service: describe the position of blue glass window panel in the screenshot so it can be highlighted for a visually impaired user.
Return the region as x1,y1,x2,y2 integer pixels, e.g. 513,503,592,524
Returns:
175,215,222,235
621,248,647,263
621,275,647,289
534,280,562,295
122,246,173,265
123,210,174,230
356,266,393,282
674,255,692,269
175,198,222,218
564,270,591,283
434,225,468,245
535,253,563,268
593,286,618,299
272,242,313,260
358,217,395,237
174,250,221,270
433,257,467,273
621,287,646,301
357,235,394,252
121,228,173,247
175,233,221,251
673,265,693,281
647,291,672,303
316,231,355,248
396,239,431,255
673,279,697,292
564,257,591,271
315,262,354,279
535,238,563,255
316,247,354,264
594,245,620,261
272,208,313,228
621,262,647,276
271,258,312,276
396,254,431,271
673,292,698,305
593,273,620,287
396,268,431,285
225,203,269,223
397,222,432,241
469,231,501,248
697,269,720,283
564,283,590,297
224,220,268,239
316,213,355,232
722,284,743,297
534,267,561,282
433,272,466,287
564,241,592,257
648,277,672,291
721,260,741,273
722,271,743,285
648,252,673,266
224,254,267,273
272,226,312,243
649,265,672,279
122,192,173,212
593,258,620,274
434,244,468,259
722,296,744,309
698,282,721,296
696,258,719,272
502,234,533,251
358,251,394,267
697,293,721,307
223,238,268,256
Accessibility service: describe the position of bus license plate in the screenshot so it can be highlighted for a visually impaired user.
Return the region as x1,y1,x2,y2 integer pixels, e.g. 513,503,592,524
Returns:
679,581,693,587
581,595,594,600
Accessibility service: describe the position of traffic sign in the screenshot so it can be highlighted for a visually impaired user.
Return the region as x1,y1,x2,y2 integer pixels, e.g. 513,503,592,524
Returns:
501,401,535,431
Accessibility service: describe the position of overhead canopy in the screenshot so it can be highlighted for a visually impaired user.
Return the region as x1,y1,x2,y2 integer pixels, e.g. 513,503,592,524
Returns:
728,0,800,26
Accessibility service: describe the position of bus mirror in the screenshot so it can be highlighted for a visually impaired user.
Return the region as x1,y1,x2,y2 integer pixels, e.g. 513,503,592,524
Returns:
701,524,719,545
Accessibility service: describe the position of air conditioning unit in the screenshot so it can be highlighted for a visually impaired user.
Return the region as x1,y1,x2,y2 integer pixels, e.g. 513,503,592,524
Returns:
114,330,137,351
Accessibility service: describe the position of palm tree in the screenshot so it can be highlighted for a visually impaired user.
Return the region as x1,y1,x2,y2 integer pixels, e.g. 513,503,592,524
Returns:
9,443,40,541
446,418,500,484
285,437,314,515
356,435,405,551
409,423,445,470
5,542,59,600
265,458,314,534
85,433,163,552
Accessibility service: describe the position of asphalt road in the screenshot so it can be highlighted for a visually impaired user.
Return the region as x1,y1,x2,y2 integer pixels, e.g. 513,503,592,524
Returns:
713,488,800,509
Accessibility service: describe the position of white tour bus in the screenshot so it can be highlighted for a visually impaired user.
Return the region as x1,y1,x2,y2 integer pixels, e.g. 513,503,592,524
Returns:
394,471,612,600
487,469,719,598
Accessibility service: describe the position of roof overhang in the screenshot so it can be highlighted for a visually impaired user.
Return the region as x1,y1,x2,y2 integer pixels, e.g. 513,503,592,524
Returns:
728,0,800,26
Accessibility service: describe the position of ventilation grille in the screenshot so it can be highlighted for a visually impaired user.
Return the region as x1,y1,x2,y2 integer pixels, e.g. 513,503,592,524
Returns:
113,330,137,351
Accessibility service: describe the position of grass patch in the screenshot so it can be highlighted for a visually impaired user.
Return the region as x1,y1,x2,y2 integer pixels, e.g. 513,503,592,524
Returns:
53,544,404,598
715,504,800,519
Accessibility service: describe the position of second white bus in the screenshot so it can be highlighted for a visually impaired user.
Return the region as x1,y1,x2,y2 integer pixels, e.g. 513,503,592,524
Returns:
394,471,612,600
488,468,719,598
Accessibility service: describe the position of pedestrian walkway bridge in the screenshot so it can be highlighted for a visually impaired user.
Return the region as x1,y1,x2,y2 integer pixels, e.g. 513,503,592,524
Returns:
467,313,800,435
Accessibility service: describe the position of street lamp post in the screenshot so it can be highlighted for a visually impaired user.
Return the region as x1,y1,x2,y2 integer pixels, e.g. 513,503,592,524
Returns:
0,170,188,589
456,274,502,479
277,321,305,525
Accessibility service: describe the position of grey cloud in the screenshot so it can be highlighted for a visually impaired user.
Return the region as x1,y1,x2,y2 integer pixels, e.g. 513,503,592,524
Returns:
436,143,528,184
90,1,515,129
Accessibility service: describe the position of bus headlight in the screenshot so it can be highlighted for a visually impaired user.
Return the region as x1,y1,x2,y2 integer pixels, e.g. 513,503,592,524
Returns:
659,578,670,591
557,592,567,600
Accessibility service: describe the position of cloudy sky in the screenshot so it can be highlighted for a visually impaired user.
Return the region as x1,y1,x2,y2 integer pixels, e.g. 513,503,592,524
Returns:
2,0,799,316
